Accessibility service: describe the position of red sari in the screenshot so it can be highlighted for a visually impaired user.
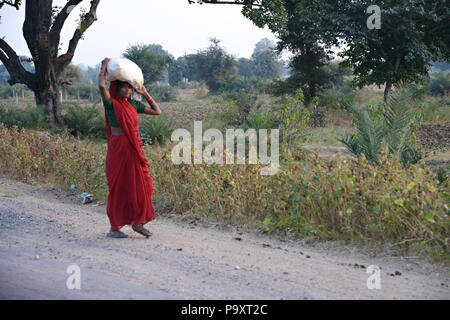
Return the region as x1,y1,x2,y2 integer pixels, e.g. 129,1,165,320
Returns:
104,81,156,230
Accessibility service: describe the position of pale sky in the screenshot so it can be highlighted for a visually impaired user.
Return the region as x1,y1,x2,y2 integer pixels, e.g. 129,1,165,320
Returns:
0,0,287,68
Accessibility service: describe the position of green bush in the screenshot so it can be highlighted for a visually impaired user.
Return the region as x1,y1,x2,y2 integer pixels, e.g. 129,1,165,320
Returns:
0,124,108,201
307,97,326,128
278,89,312,147
62,103,105,139
218,90,263,124
144,138,449,262
427,72,449,96
216,75,269,94
267,77,300,96
146,83,178,102
0,103,23,128
24,104,53,130
242,108,275,130
204,102,241,128
339,84,428,167
420,96,450,122
0,103,58,131
319,82,356,111
139,114,175,146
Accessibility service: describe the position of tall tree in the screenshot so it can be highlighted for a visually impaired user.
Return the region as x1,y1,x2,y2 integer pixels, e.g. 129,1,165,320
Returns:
250,38,281,79
237,57,253,78
123,43,174,85
336,0,450,105
196,0,334,99
195,38,237,91
0,0,100,127
195,0,450,104
168,56,188,87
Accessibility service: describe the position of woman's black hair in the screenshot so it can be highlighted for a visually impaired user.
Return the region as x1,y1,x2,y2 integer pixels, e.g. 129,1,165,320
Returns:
115,80,133,92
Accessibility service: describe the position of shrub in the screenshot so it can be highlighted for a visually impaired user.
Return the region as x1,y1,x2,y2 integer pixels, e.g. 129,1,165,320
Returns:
144,139,449,261
62,103,105,139
339,84,428,167
427,72,450,96
24,104,53,130
146,83,178,102
139,114,175,146
420,96,450,122
216,75,269,94
0,103,59,131
0,124,108,201
204,101,241,128
219,90,263,123
278,89,312,147
307,97,326,128
0,103,26,128
194,86,209,98
242,108,275,130
319,82,356,111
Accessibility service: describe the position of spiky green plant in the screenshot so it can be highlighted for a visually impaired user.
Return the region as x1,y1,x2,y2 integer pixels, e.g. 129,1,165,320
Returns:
139,115,175,146
338,84,428,166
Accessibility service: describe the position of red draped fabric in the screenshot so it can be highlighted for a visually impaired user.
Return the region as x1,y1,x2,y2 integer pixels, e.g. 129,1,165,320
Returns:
104,81,156,230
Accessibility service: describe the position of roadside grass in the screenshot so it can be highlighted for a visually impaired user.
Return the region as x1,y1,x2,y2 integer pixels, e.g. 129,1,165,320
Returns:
0,123,448,263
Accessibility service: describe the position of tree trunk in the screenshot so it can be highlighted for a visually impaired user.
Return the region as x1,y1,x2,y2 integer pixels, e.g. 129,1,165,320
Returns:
308,83,317,99
0,0,100,128
384,81,392,106
34,76,64,128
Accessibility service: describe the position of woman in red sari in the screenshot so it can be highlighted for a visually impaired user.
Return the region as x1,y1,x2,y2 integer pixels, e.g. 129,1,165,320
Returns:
98,58,161,238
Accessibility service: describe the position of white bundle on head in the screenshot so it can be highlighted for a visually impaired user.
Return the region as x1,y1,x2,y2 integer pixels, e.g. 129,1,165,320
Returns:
105,57,144,101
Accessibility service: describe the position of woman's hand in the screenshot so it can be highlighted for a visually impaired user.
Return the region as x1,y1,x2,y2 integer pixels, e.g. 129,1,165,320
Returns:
135,84,149,97
101,58,111,72
99,58,111,101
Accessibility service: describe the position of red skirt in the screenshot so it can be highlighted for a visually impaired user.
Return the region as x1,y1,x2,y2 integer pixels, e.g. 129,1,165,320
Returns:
105,134,156,229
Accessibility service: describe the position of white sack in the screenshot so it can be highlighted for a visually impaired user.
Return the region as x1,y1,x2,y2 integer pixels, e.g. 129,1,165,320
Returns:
105,57,144,101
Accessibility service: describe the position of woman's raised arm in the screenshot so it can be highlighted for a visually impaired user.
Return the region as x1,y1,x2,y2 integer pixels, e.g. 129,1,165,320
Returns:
98,58,111,102
136,85,162,116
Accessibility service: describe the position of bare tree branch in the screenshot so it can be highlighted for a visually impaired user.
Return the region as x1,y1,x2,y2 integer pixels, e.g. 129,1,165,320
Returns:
0,0,21,10
57,0,100,69
0,37,34,87
50,0,83,50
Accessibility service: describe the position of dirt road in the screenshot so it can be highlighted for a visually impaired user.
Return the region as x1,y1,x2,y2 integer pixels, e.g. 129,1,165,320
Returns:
0,175,448,299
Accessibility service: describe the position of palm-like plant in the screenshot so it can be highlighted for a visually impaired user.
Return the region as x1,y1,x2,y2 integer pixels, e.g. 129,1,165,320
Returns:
139,115,175,146
338,84,427,166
